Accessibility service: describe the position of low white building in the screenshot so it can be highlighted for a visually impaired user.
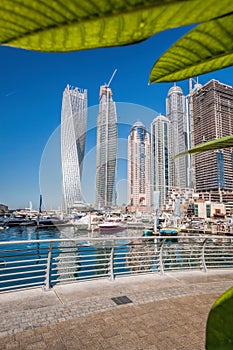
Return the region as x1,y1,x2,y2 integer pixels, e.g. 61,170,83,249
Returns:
193,200,226,219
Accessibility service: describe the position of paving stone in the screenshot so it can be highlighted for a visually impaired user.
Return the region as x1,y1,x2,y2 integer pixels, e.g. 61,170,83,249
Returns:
24,341,47,350
0,271,232,350
5,342,20,350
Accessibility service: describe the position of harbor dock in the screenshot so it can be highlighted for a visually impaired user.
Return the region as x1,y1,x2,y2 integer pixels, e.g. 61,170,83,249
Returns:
0,269,232,349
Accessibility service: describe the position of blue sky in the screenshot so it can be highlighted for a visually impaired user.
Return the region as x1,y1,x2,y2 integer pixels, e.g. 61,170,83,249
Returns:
0,25,232,209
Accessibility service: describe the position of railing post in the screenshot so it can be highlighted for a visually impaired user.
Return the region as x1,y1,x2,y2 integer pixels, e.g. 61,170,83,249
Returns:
158,239,166,275
200,238,208,272
109,247,115,281
44,242,53,291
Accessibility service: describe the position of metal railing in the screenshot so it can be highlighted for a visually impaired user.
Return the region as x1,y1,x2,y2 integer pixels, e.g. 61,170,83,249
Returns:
0,235,233,293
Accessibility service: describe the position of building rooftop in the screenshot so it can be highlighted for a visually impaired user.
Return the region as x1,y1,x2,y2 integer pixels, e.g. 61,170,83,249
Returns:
167,84,183,95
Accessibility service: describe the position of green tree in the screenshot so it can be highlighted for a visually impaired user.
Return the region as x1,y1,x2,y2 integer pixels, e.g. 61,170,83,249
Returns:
1,2,233,348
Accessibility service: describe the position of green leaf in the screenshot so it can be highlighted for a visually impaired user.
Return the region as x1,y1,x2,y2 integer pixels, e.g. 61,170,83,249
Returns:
175,135,233,158
0,0,233,52
150,13,233,83
206,286,233,350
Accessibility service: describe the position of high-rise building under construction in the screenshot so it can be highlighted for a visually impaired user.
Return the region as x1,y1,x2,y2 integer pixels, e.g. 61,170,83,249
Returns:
96,85,117,209
191,79,233,199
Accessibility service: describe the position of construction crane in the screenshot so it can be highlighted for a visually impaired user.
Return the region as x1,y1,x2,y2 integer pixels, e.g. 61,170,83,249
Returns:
107,69,117,87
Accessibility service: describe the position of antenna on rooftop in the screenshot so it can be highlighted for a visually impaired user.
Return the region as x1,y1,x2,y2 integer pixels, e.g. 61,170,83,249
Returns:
107,69,117,87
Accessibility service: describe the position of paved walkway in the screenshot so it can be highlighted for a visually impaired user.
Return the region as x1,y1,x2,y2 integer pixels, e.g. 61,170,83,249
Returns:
0,269,232,349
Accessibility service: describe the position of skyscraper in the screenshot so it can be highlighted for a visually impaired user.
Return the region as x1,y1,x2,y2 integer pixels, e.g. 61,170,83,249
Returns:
150,115,170,209
191,79,233,195
128,122,151,212
96,85,117,209
166,84,188,188
61,85,87,212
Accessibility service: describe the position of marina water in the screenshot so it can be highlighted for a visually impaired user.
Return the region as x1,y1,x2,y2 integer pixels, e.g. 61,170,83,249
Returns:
0,226,142,290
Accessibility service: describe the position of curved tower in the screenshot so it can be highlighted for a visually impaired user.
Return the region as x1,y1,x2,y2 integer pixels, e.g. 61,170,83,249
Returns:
61,85,87,212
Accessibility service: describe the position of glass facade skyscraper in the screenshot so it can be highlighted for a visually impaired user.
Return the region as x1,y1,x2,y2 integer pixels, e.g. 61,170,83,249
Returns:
128,122,151,212
96,85,117,209
150,115,170,209
166,85,187,188
61,84,87,212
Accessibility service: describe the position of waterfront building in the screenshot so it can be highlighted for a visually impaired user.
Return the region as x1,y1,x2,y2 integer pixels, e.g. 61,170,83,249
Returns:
191,79,233,202
165,187,194,216
193,200,226,220
166,84,188,188
128,122,151,213
150,115,170,209
0,204,8,213
61,85,87,212
96,85,117,209
183,79,202,188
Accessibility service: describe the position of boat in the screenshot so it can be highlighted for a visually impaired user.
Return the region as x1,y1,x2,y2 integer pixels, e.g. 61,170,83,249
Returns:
142,228,156,237
36,217,72,229
73,214,103,231
159,227,179,236
98,218,125,232
4,217,36,227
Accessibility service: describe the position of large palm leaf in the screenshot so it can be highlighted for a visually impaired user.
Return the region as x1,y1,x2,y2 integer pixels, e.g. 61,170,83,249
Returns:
206,286,233,350
149,13,233,83
0,0,232,80
175,135,233,158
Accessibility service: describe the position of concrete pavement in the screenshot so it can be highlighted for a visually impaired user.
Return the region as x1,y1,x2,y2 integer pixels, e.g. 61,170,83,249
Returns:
0,269,232,349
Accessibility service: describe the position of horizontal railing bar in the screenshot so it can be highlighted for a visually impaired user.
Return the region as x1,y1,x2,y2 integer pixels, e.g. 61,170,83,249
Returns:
55,270,108,278
1,246,49,251
53,263,108,271
78,269,108,275
0,268,45,278
163,267,198,270
0,235,233,292
205,257,233,260
0,274,45,284
116,263,153,269
54,254,111,260
1,235,231,246
0,257,48,264
205,253,233,255
54,259,109,267
54,273,108,282
54,263,85,268
207,266,233,269
77,273,108,279
0,254,48,260
0,264,45,271
0,263,47,272
114,269,153,276
0,281,44,292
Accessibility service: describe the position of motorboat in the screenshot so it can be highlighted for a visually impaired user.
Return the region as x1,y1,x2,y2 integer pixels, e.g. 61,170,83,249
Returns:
159,227,179,236
142,228,157,237
73,214,103,231
4,216,36,227
98,218,125,231
36,217,71,229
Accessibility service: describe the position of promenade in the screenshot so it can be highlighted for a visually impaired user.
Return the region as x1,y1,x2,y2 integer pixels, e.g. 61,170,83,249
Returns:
0,269,232,350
